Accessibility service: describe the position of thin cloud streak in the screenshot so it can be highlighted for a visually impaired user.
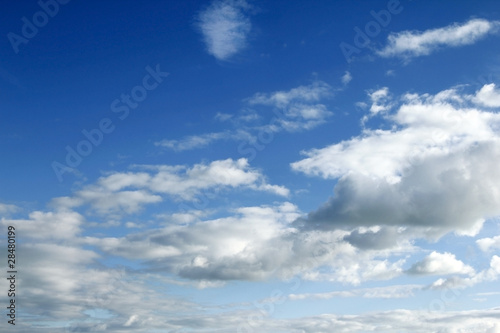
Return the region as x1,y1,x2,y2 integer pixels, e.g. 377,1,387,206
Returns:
378,18,500,58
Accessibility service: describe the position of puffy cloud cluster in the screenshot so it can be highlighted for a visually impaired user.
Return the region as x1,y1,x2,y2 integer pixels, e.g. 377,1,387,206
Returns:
428,255,500,290
292,84,500,238
477,234,500,252
4,80,500,332
52,158,289,216
407,251,475,276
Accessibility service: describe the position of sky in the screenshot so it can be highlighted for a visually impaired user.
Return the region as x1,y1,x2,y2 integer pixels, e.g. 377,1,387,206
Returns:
1,0,500,332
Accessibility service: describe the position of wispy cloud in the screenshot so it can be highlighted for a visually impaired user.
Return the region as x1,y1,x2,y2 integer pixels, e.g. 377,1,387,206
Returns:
341,71,352,85
247,80,332,107
289,284,420,300
196,0,253,60
157,81,334,151
214,112,233,121
154,130,253,151
0,202,18,214
378,18,500,59
155,131,230,151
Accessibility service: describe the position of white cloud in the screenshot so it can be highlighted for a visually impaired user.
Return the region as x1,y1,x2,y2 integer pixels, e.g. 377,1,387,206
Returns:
154,130,253,151
0,202,18,214
75,189,162,215
85,202,303,280
125,221,143,228
53,158,289,215
378,18,500,58
369,87,391,114
341,71,352,85
476,236,500,252
477,234,500,252
80,201,411,284
164,209,212,225
252,183,290,196
214,112,234,121
248,80,332,107
197,0,253,60
248,81,334,132
428,255,500,290
154,131,232,151
473,83,500,107
407,251,475,276
260,103,333,132
1,210,84,240
2,203,495,332
0,240,198,332
291,85,500,238
146,158,289,199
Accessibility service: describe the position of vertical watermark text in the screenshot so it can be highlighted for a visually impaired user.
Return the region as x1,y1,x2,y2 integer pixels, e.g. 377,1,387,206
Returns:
6,226,16,326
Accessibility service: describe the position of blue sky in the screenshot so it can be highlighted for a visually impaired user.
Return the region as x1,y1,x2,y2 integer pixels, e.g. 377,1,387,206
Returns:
2,0,500,332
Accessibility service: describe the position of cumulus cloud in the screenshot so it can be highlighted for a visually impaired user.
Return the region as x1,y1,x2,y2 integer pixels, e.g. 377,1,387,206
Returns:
292,85,500,238
428,255,500,290
85,202,301,280
473,83,500,107
1,210,84,240
3,191,496,332
407,251,475,276
53,158,289,215
145,158,289,198
378,18,500,58
477,234,500,252
369,87,392,114
196,0,253,60
0,241,198,332
7,84,500,333
77,201,410,285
